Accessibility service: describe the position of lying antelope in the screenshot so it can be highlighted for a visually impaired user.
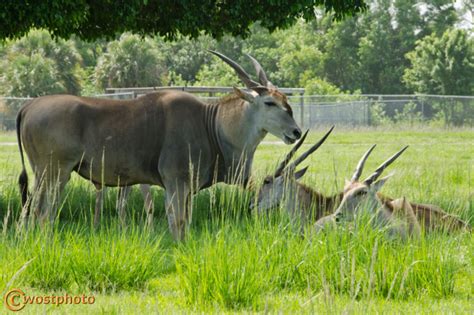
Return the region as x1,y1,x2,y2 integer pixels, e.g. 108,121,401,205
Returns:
254,137,470,235
16,51,302,240
251,126,342,231
377,195,470,233
313,145,421,239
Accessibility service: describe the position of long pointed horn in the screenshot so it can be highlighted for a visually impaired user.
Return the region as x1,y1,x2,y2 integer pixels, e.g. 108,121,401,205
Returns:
274,129,309,177
351,144,377,182
286,126,335,171
363,146,409,185
246,54,274,88
208,50,260,89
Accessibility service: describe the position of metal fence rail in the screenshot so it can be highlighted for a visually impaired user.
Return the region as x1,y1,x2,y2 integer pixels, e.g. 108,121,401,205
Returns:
1,91,473,130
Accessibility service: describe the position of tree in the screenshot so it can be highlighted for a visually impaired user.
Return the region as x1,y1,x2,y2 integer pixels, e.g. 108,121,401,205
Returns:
278,46,323,87
0,1,367,41
0,52,67,129
356,0,405,94
404,28,474,95
156,35,215,83
95,34,168,88
193,60,241,87
404,28,474,125
317,15,364,91
3,29,83,95
419,0,459,36
0,53,66,97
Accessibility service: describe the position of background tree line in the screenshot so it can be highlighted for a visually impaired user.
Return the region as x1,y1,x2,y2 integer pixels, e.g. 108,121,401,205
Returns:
0,0,472,99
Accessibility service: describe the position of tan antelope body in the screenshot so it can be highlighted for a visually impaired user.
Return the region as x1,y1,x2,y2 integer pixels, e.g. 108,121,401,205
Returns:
17,51,301,240
378,194,470,233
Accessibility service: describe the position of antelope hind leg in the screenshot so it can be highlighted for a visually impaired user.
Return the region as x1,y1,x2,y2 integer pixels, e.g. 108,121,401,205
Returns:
165,182,191,241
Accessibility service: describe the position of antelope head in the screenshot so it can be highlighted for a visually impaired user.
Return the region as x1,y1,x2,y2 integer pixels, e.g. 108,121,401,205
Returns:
209,51,302,144
332,145,409,222
251,126,334,212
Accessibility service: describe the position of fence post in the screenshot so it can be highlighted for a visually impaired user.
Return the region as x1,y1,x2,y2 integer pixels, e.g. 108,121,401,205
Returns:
299,92,304,129
422,99,425,119
367,100,371,126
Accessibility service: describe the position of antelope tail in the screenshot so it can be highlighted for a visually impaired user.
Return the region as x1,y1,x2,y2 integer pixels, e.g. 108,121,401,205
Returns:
16,108,29,208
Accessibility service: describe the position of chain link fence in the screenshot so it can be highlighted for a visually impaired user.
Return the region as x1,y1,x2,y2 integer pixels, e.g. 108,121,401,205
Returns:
1,92,473,130
286,94,474,128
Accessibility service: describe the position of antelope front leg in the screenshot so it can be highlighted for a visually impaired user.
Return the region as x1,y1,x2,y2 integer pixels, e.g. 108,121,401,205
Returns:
140,184,154,230
117,186,132,227
94,188,105,228
165,182,191,241
402,197,421,238
392,197,421,238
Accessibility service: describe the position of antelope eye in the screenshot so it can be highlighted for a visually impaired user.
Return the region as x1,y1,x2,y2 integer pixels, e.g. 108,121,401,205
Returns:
264,101,277,107
263,178,271,184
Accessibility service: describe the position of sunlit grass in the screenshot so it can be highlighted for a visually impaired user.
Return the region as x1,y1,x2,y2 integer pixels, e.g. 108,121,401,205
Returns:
0,129,472,313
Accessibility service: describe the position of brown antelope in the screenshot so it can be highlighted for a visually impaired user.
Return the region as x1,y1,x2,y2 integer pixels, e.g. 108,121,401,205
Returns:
378,195,470,233
251,126,342,231
313,145,421,239
314,145,470,235
253,137,470,235
16,51,302,240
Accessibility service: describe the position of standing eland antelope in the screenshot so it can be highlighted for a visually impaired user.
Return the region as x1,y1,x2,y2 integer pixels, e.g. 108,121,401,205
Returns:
313,145,422,239
251,126,342,232
16,51,302,240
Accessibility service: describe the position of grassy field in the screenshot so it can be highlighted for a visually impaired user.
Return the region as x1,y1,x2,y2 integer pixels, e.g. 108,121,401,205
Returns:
0,128,473,314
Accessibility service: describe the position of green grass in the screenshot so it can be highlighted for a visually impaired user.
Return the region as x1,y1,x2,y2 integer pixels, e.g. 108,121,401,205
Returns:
0,128,473,314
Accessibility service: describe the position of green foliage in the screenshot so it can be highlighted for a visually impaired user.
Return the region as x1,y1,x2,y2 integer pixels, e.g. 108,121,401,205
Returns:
9,29,83,94
156,36,214,83
0,1,367,41
0,1,470,97
403,28,474,125
369,102,392,126
95,33,168,89
278,46,323,87
404,28,474,96
393,101,423,125
0,53,66,97
193,60,241,87
303,76,344,95
317,0,461,94
318,17,363,91
0,29,82,96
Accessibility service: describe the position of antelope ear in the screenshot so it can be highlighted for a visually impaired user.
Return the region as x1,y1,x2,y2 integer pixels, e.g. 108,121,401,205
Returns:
233,87,255,102
371,173,394,192
294,166,309,180
251,86,269,95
